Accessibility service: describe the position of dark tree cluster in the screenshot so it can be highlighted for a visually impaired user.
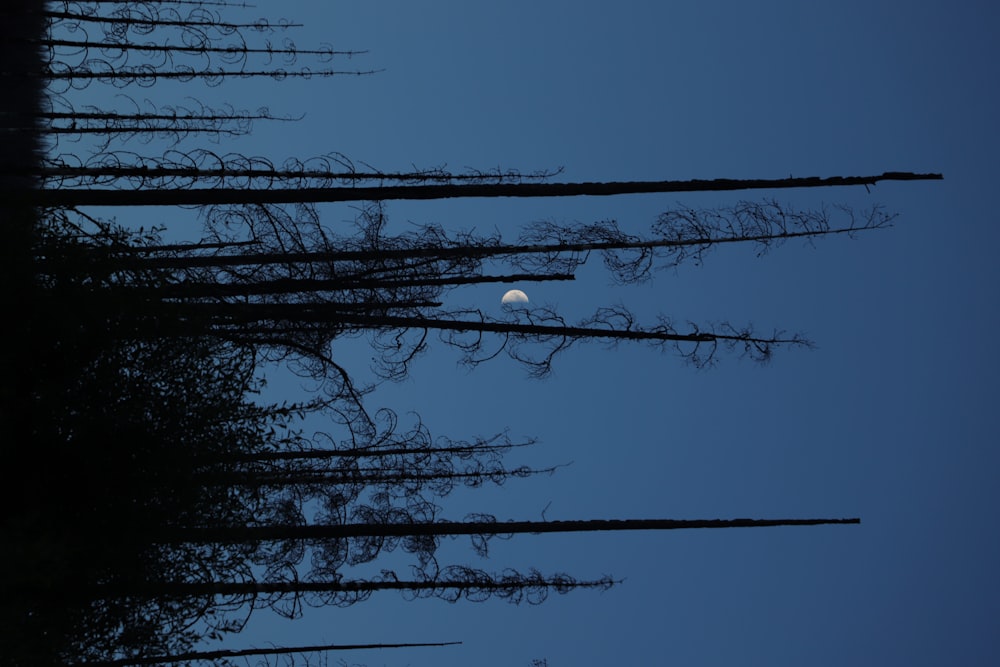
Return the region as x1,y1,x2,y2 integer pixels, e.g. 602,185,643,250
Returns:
1,1,940,665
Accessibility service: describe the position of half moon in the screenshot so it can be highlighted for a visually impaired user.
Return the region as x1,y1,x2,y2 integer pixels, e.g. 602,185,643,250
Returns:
501,289,529,305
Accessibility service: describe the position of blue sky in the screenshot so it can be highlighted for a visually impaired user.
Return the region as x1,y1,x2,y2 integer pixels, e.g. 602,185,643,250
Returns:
55,2,1000,665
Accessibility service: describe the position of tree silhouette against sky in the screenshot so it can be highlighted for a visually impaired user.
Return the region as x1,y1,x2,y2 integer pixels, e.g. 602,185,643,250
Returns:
2,2,943,665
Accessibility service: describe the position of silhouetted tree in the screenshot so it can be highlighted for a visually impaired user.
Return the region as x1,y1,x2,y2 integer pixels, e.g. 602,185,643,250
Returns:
39,97,303,151
37,147,559,190
33,196,898,389
38,0,353,84
5,1,941,665
35,170,941,207
74,640,462,667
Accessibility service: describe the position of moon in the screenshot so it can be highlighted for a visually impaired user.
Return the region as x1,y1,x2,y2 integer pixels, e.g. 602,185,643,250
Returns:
501,289,529,305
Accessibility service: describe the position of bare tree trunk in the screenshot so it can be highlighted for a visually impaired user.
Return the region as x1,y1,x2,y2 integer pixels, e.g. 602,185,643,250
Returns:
156,516,860,545
102,216,875,272
189,306,791,346
75,641,461,667
88,577,610,599
34,171,943,207
223,439,531,464
144,271,573,299
196,466,559,489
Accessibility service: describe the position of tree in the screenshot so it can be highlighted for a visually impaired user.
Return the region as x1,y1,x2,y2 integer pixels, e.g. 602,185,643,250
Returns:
5,1,941,665
32,170,940,207
38,0,374,91
39,98,304,152
38,196,901,388
72,641,463,667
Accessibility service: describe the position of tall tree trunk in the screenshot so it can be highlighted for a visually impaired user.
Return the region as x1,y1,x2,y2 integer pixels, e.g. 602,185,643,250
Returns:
188,306,795,347
34,172,942,207
145,271,573,299
105,216,877,272
196,466,556,489
222,440,529,464
90,577,609,599
156,516,860,545
75,641,461,667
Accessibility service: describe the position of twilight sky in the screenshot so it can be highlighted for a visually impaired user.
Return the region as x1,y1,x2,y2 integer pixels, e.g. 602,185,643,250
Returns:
56,2,1000,665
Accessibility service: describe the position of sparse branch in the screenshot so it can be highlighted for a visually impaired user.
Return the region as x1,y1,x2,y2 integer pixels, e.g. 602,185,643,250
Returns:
38,37,359,60
136,271,571,299
35,150,559,190
42,63,381,88
37,96,304,150
42,9,304,32
228,438,533,464
39,108,298,123
197,464,564,490
190,304,809,372
74,568,618,608
110,200,892,277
